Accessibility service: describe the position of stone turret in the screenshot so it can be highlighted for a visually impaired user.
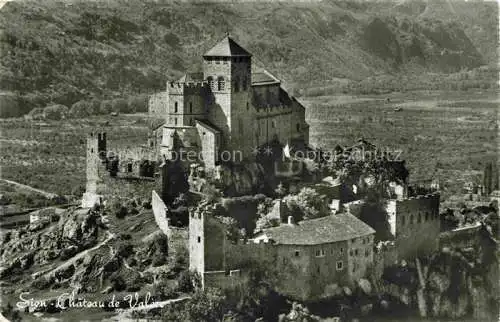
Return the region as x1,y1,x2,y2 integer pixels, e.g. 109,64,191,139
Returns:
81,131,106,208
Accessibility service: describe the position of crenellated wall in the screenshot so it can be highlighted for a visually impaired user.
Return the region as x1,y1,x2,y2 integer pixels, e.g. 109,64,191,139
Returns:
166,81,210,127
388,193,441,260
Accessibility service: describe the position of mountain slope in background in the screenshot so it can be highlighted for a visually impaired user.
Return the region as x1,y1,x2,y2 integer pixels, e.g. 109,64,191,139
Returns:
0,0,497,114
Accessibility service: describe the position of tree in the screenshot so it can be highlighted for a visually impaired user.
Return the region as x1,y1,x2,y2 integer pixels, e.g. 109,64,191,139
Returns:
128,94,149,113
483,162,493,195
161,288,227,322
358,185,391,241
69,100,93,118
111,98,128,113
100,100,113,114
106,198,128,219
283,187,329,221
44,104,68,120
27,107,44,120
492,163,499,191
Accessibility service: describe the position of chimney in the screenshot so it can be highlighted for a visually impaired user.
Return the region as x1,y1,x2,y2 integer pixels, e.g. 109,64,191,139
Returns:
287,216,294,226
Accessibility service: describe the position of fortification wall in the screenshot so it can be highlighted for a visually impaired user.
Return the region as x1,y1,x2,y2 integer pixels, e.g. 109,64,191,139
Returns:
252,84,281,107
195,122,218,170
438,223,482,250
189,210,205,273
394,193,441,260
152,190,171,237
148,92,168,116
203,269,249,290
372,242,398,280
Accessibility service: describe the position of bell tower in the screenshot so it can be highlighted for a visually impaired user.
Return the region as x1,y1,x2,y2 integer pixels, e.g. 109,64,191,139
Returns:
203,36,253,159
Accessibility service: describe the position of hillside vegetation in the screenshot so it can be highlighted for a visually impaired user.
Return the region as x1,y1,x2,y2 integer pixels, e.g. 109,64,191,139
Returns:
0,0,497,116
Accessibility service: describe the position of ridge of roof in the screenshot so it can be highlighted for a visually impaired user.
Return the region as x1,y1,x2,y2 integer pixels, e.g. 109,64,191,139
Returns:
204,36,252,57
260,213,375,245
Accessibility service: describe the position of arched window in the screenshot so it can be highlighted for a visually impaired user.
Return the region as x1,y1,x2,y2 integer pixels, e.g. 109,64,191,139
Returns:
217,76,225,91
425,212,429,221
271,120,276,128
417,213,422,223
409,214,414,224
189,102,193,113
402,215,405,226
242,77,247,90
296,123,300,132
207,76,214,91
234,77,239,92
174,102,178,113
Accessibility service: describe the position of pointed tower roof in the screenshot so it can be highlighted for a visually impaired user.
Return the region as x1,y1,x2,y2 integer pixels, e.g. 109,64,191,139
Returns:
203,36,252,57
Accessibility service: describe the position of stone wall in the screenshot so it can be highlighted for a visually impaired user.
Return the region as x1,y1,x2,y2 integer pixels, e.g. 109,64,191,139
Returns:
393,193,441,260
82,132,106,208
348,235,375,284
203,269,249,290
189,209,205,274
372,242,398,280
196,122,219,170
438,223,482,250
152,190,171,237
148,92,168,116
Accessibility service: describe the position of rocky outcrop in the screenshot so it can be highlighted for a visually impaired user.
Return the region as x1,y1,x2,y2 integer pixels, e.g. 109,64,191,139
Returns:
203,163,268,197
375,242,498,320
0,207,102,280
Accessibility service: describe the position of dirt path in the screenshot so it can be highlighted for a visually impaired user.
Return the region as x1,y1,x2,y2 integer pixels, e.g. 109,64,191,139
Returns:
108,296,191,320
32,231,115,280
1,178,58,199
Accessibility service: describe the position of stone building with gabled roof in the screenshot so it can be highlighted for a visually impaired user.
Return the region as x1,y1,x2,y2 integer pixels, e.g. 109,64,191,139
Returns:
251,213,375,299
189,205,375,301
150,36,309,169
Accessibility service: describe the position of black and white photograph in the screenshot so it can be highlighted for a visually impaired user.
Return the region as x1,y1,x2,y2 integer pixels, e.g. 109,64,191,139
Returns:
0,0,498,321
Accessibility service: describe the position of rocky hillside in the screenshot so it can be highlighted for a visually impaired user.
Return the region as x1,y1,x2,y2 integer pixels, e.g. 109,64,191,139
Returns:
0,203,188,320
0,0,497,114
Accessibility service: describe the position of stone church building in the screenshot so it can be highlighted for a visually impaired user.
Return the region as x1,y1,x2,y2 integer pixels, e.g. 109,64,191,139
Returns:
150,36,309,169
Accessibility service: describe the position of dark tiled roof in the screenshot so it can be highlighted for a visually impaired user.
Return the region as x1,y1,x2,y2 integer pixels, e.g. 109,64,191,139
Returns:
177,72,204,83
261,213,375,245
204,37,251,57
251,70,280,85
195,119,220,133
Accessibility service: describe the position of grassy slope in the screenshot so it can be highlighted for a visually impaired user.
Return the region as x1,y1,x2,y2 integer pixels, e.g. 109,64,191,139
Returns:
0,0,497,111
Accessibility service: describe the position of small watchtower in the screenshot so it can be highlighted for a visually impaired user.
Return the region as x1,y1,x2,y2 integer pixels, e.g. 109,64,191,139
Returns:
81,131,107,208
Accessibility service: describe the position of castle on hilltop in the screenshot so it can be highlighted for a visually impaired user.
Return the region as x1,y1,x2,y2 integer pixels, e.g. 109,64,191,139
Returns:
149,36,310,169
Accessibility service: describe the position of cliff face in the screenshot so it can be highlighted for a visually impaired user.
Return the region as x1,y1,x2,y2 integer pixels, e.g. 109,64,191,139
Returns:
375,228,499,320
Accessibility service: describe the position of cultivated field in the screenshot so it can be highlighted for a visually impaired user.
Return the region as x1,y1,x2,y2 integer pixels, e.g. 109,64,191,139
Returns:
0,90,497,202
304,90,498,200
0,114,157,197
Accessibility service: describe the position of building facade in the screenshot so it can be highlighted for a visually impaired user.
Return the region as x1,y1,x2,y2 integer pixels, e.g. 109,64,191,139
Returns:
189,208,375,301
155,36,309,169
385,192,441,260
